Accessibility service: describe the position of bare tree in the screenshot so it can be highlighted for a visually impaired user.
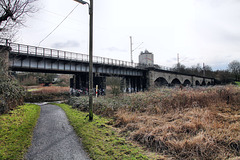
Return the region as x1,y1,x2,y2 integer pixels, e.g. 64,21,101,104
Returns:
228,60,240,81
172,63,186,73
106,77,121,96
0,0,37,38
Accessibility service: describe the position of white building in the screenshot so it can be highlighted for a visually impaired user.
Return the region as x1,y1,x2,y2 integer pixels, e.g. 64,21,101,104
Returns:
139,50,154,66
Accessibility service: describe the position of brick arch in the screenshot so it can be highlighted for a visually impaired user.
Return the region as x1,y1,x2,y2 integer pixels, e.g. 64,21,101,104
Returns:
154,77,168,87
149,70,214,87
171,78,181,86
205,79,212,85
183,79,191,86
196,80,200,86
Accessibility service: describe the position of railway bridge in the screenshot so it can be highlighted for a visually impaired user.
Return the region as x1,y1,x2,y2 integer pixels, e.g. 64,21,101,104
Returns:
0,39,214,92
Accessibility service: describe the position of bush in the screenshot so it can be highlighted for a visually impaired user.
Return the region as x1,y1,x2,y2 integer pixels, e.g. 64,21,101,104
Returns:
0,48,25,114
0,78,25,114
106,77,122,96
67,96,122,117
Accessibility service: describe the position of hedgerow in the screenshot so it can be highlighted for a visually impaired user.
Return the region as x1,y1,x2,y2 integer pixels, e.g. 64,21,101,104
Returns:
0,47,25,114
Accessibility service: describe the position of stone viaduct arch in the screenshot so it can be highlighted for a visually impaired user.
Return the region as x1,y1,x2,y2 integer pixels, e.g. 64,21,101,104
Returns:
171,78,181,86
183,79,191,86
149,70,214,87
195,80,200,86
154,77,168,86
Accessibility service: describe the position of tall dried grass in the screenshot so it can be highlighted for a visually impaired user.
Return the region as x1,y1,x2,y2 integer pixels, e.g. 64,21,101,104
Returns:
69,85,240,159
25,86,70,102
31,86,69,94
113,85,240,159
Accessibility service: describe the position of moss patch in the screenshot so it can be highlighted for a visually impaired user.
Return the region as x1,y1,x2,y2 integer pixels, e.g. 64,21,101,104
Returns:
0,104,41,159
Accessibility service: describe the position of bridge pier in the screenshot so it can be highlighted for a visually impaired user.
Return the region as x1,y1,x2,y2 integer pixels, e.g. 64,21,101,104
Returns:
120,77,126,92
70,73,107,96
129,77,135,93
72,73,88,90
0,45,11,72
125,77,130,93
121,76,145,93
93,74,106,93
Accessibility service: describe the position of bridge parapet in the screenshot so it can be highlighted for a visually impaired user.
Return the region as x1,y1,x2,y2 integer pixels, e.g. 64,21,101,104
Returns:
1,39,176,71
1,39,142,69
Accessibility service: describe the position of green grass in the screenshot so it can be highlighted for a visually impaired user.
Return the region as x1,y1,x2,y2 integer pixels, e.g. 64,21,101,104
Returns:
235,81,240,86
55,103,159,160
0,104,41,160
27,88,42,92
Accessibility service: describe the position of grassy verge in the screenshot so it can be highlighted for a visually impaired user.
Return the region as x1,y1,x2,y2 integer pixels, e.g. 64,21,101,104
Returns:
0,104,41,159
55,103,161,160
235,81,240,86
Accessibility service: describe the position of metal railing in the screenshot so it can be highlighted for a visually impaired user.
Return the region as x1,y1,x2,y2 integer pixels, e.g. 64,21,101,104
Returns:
0,38,173,71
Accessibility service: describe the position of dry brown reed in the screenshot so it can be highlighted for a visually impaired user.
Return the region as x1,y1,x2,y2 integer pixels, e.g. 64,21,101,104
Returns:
68,85,240,159
31,86,69,94
25,86,70,102
113,85,240,159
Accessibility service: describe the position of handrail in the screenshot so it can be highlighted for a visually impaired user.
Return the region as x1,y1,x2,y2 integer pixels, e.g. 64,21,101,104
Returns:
0,38,173,71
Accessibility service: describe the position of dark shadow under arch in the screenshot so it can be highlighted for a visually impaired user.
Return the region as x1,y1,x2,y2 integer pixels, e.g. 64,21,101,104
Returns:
196,80,200,86
154,77,168,87
171,78,181,86
183,79,191,86
202,81,206,86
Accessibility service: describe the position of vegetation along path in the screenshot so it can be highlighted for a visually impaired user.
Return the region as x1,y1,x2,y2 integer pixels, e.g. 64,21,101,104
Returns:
25,104,90,160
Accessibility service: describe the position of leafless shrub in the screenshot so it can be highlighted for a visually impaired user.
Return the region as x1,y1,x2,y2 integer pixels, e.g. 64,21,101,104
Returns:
0,0,38,38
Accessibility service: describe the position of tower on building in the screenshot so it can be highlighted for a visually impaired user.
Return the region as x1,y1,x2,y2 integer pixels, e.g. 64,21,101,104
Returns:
139,50,154,66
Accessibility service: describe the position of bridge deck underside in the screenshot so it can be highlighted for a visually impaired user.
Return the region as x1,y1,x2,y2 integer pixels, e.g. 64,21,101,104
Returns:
9,53,144,76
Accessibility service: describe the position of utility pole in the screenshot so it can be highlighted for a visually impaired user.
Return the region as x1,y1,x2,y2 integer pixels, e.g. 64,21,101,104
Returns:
88,0,93,121
177,53,180,70
203,63,206,77
177,53,180,64
73,0,93,121
130,36,133,63
130,36,143,64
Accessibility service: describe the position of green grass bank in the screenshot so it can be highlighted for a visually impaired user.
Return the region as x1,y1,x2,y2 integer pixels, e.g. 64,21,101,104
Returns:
55,103,160,160
0,104,41,159
235,81,240,86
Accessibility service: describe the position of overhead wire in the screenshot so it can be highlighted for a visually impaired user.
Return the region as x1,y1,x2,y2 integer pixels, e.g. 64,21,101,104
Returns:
37,7,132,41
38,4,79,46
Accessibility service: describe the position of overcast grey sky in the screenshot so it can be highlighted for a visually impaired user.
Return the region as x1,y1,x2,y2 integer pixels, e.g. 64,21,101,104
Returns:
17,0,240,70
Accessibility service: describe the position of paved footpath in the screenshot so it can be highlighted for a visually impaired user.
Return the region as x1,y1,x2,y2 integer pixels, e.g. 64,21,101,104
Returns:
25,104,90,160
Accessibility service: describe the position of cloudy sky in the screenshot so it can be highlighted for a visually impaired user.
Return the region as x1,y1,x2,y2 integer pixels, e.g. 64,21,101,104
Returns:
17,0,240,70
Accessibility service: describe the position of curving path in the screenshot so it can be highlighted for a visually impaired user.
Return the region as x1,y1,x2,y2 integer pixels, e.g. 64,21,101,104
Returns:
25,104,90,160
